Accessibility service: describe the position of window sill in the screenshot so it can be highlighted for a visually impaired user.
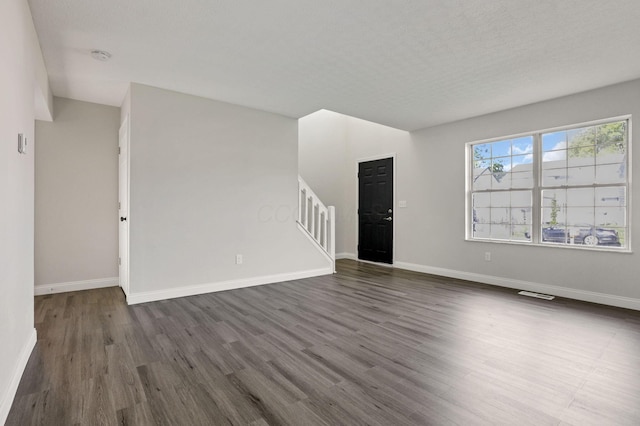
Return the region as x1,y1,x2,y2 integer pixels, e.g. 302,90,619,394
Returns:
465,237,632,254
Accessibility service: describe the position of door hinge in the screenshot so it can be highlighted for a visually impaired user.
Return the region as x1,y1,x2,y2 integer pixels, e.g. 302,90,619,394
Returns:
118,147,121,155
118,201,121,209
118,257,121,266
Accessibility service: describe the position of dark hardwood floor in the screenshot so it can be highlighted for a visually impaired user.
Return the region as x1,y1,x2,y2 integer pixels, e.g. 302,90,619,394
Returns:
7,259,640,425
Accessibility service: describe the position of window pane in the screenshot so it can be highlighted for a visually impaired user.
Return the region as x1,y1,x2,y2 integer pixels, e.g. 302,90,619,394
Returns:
542,207,566,226
473,223,490,239
541,225,568,244
511,208,531,225
512,137,533,155
543,131,567,152
492,172,510,189
595,121,626,155
573,225,621,247
542,194,567,227
542,189,566,207
473,173,491,190
511,190,531,207
512,154,533,167
567,166,595,185
595,207,625,227
567,148,594,168
490,208,510,224
492,157,510,172
542,149,567,165
566,188,594,207
595,163,626,184
567,126,595,158
491,140,511,157
474,159,491,170
490,224,510,239
595,187,626,207
596,152,625,166
566,207,594,226
512,225,531,241
608,227,626,246
474,144,491,160
512,171,534,189
472,192,491,208
490,192,510,208
474,207,490,224
542,168,568,186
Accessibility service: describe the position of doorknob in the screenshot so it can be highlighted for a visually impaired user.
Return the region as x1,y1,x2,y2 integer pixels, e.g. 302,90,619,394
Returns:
383,217,392,221
120,217,127,222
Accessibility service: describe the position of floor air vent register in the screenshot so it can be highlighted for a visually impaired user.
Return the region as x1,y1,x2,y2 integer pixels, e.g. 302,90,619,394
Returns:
518,290,555,300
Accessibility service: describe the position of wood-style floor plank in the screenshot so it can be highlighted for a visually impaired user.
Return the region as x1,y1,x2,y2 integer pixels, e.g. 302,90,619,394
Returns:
7,259,640,425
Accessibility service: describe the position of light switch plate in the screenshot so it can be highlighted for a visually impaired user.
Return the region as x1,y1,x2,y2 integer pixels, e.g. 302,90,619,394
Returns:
398,200,407,208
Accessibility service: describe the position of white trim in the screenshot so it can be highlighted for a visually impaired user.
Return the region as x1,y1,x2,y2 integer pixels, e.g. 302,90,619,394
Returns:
355,153,396,264
336,252,396,268
34,277,119,296
119,114,130,296
0,328,36,425
335,252,357,260
394,261,640,311
126,268,333,305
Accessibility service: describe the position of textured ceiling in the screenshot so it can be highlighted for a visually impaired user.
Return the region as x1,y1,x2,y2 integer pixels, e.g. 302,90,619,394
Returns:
27,0,640,130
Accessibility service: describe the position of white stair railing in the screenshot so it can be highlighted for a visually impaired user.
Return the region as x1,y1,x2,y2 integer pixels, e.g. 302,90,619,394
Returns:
298,176,335,272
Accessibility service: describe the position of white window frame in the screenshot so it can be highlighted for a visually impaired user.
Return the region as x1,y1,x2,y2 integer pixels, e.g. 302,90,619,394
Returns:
466,115,632,252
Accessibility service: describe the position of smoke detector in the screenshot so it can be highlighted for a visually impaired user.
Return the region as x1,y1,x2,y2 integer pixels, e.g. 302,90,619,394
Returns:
91,50,112,61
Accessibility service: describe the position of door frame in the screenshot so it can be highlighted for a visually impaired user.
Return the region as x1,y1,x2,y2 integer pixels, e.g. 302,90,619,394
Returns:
118,115,130,297
355,153,396,265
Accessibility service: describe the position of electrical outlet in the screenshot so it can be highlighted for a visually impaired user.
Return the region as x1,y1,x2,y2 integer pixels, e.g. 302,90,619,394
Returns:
235,254,243,265
484,252,491,261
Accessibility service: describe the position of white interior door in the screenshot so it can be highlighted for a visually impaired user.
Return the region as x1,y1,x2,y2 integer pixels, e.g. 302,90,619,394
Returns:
118,116,130,297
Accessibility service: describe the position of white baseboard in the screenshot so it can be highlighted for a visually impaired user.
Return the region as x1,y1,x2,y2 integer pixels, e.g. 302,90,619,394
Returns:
126,267,333,305
335,252,357,260
34,277,119,296
394,261,640,311
335,253,396,268
0,328,36,425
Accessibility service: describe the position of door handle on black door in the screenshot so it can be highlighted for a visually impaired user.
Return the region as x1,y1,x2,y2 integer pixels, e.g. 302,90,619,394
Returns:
383,217,392,221
120,217,127,222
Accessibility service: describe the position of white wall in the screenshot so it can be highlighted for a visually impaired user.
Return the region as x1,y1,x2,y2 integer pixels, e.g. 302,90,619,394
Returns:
0,0,51,422
35,97,120,292
298,110,350,253
299,80,640,309
127,84,331,302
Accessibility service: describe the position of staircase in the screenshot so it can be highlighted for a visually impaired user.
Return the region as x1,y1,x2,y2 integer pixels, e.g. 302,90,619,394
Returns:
297,176,336,272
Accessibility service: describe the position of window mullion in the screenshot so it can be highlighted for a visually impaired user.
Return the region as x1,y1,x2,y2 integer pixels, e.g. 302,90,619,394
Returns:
532,132,542,243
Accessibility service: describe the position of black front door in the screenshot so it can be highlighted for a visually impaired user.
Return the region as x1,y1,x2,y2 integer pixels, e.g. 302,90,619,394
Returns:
358,158,393,264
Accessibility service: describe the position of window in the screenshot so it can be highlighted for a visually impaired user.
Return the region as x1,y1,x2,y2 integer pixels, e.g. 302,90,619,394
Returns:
468,117,630,250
